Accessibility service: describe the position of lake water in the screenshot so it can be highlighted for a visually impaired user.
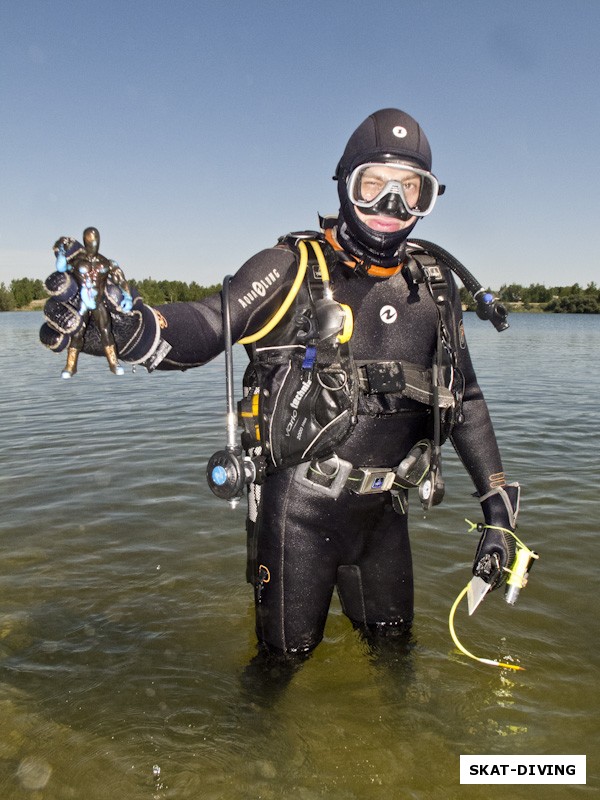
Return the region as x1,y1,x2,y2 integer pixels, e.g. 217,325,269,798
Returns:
0,310,598,799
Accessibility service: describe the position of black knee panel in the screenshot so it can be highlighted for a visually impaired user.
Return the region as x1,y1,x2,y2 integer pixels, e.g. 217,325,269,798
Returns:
337,564,367,626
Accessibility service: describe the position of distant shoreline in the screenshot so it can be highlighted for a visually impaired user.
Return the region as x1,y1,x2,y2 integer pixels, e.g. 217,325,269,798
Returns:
6,300,597,315
10,299,47,311
462,302,546,314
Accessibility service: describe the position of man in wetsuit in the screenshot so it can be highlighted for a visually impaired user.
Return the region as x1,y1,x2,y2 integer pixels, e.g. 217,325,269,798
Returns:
41,108,519,665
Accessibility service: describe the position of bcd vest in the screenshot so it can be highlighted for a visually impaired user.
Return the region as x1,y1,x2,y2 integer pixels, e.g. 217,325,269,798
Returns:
238,233,463,472
239,234,358,470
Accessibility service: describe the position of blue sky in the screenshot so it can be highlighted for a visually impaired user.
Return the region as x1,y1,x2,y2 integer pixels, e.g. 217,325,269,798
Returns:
1,0,599,290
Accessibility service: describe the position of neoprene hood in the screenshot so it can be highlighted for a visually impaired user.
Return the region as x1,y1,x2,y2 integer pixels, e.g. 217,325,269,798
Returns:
335,108,434,267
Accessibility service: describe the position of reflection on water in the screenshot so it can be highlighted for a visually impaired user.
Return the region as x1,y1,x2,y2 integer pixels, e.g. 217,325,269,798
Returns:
0,311,598,798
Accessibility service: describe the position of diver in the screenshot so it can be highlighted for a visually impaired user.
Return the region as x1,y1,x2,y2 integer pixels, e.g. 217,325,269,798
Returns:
41,108,520,672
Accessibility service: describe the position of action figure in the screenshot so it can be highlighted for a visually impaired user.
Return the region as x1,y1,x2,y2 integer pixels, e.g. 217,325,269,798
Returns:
52,227,133,378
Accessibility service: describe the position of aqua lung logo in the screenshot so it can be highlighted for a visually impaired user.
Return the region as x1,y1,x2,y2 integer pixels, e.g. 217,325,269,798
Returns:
380,305,398,324
237,268,281,309
393,126,408,139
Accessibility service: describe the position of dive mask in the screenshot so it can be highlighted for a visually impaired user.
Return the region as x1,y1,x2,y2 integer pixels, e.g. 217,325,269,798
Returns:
347,162,440,220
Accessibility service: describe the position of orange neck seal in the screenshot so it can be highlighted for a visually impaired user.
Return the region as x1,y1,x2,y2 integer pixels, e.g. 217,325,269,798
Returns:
323,226,404,278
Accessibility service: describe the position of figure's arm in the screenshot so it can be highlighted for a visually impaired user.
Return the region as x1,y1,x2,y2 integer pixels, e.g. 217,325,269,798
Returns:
108,263,133,312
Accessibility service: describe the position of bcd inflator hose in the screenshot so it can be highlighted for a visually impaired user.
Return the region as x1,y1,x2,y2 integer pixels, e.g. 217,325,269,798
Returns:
410,239,509,332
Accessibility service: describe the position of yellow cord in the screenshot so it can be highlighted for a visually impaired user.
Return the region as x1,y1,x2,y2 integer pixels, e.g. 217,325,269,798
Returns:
448,584,524,671
238,240,310,344
237,239,354,346
308,239,331,284
465,518,529,552
449,519,534,671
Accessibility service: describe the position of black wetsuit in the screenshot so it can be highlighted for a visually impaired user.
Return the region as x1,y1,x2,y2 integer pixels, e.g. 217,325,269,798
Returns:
152,234,505,655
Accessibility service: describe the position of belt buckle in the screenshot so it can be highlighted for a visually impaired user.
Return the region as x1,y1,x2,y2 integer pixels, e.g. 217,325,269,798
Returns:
356,467,396,494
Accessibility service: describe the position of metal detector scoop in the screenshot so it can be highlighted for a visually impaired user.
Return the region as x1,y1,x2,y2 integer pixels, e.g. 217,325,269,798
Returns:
467,576,492,615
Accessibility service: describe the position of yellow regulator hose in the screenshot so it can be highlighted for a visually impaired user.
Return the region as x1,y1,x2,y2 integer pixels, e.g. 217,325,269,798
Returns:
238,240,310,345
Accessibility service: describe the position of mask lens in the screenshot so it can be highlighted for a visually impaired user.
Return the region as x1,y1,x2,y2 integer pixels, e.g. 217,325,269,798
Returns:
348,163,439,217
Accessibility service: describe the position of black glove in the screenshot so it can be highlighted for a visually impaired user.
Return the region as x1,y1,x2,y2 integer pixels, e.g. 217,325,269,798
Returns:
40,239,165,369
472,483,520,589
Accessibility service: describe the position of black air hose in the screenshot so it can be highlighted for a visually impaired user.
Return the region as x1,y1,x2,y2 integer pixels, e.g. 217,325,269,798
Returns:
409,239,509,332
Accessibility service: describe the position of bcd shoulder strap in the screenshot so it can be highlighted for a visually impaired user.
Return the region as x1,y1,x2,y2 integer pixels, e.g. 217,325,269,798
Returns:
238,232,342,346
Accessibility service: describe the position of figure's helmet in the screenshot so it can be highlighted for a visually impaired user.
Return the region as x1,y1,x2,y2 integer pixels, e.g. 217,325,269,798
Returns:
335,108,441,267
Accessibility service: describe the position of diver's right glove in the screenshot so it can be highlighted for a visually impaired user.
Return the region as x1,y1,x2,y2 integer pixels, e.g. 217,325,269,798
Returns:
472,483,520,590
40,245,167,370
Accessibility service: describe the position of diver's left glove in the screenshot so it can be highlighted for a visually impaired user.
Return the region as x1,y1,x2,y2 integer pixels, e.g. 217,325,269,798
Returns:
472,484,520,590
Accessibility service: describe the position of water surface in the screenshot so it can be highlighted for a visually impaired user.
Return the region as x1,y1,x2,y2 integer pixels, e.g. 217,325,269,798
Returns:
0,311,598,798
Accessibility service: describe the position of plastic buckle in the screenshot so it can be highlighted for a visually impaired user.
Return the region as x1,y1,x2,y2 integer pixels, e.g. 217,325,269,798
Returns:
355,467,396,494
294,456,353,499
362,362,405,395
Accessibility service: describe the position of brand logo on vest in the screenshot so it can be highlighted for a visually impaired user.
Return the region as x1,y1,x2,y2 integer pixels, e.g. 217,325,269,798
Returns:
237,268,281,309
380,305,398,324
285,376,313,438
290,376,312,409
393,126,408,139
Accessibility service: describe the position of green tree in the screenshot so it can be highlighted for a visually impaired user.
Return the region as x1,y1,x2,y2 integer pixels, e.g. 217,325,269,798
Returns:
556,283,581,298
0,283,16,311
10,277,46,307
128,278,221,307
524,283,553,303
498,283,523,302
130,278,165,306
545,295,600,313
186,282,221,301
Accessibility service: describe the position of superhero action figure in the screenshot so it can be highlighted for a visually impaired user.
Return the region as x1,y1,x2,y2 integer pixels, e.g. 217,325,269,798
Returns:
49,226,133,378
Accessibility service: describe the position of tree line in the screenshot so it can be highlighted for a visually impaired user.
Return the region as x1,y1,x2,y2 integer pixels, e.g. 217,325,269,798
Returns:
1,275,599,313
0,277,222,311
460,281,600,313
